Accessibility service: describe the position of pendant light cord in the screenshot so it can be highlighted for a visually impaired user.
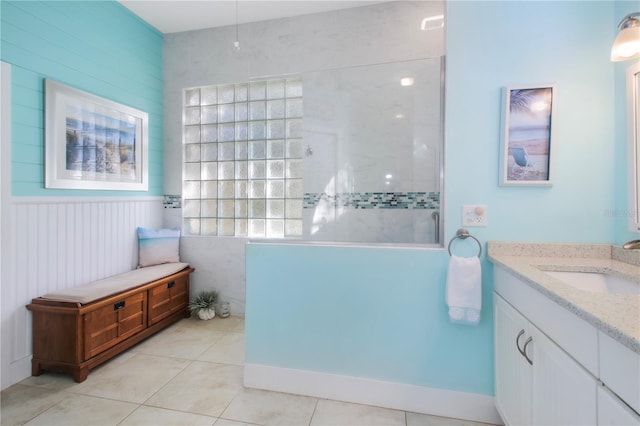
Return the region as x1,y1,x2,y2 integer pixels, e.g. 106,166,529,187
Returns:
234,0,240,50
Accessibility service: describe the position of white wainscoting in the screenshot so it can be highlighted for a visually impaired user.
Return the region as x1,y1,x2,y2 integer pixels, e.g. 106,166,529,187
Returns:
0,196,163,389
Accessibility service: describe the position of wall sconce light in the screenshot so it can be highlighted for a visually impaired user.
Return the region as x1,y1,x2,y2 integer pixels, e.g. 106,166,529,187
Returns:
611,12,640,61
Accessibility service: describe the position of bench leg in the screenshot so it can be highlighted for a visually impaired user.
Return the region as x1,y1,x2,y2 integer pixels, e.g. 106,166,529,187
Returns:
74,367,89,383
31,359,42,377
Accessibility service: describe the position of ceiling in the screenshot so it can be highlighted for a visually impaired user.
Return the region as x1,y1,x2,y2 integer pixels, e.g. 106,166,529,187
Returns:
117,0,386,34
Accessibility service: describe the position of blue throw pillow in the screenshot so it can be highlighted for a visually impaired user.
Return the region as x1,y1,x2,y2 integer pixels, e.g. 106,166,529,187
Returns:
137,227,181,268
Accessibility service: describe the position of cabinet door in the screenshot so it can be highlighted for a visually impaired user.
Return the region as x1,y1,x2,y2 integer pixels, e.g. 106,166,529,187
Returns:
530,325,597,426
494,294,532,426
148,275,189,325
597,386,640,425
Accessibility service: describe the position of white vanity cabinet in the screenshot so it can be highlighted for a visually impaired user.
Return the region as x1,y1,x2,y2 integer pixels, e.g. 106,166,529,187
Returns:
495,294,597,426
493,266,640,426
494,294,531,426
598,386,640,425
528,320,597,425
599,331,640,414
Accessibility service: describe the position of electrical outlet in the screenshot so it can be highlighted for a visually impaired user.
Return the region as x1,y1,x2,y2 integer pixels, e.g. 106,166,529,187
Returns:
462,205,488,227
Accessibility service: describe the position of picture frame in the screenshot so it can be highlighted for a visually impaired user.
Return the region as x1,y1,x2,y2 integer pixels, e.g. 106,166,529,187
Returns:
499,84,557,186
45,79,148,191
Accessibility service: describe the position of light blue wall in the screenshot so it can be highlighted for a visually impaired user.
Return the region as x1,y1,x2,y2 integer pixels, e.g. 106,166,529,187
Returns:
246,243,495,395
246,0,621,398
0,0,163,196
446,0,616,246
613,1,640,243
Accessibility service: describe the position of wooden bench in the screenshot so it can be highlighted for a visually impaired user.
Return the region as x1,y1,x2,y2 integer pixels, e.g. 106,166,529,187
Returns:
26,263,194,382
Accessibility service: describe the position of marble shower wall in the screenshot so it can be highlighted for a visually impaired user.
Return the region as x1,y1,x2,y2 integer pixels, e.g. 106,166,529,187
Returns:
164,1,445,195
301,58,442,243
163,1,445,312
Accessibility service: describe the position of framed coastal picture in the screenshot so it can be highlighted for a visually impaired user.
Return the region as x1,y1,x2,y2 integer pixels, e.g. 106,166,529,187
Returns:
45,79,148,191
499,84,557,186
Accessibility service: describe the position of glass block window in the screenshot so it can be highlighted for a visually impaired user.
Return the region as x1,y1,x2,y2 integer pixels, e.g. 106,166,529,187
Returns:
182,78,303,238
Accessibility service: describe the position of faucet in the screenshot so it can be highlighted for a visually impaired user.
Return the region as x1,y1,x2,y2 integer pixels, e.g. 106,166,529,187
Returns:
623,239,640,249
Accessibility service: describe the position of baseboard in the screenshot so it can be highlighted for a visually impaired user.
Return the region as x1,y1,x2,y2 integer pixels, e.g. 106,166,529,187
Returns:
1,356,31,391
244,363,503,425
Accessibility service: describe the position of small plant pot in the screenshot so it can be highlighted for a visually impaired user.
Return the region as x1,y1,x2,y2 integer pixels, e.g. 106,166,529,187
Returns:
189,290,219,320
197,308,216,320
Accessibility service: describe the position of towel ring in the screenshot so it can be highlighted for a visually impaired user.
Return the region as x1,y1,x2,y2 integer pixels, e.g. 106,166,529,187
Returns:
447,228,482,258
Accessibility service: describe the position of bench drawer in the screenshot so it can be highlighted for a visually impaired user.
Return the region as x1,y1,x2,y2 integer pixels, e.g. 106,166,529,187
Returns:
148,275,189,325
84,291,147,359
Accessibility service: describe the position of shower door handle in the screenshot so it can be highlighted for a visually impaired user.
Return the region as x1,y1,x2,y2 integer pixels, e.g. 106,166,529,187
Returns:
432,211,440,244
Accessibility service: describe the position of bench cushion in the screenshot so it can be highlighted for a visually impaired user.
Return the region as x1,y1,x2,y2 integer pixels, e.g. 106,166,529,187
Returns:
40,262,191,304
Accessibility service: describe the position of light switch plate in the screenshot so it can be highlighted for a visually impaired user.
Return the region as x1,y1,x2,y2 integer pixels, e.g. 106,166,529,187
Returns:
462,205,488,227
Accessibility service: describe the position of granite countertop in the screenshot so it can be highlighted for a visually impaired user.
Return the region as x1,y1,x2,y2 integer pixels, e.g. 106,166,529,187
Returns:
487,242,640,354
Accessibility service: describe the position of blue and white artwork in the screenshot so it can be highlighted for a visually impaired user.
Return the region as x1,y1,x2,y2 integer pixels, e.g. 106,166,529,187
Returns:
506,87,553,182
65,108,137,178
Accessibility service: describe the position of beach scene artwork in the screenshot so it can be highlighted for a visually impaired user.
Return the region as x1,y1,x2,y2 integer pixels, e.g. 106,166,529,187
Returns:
65,108,138,181
505,87,553,182
45,79,148,191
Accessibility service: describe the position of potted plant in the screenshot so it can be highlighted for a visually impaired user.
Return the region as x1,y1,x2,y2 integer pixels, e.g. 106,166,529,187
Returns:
188,290,218,320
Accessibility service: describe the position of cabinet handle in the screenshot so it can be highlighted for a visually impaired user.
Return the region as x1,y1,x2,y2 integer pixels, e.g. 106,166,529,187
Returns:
113,300,125,311
522,337,533,366
516,329,526,355
167,281,175,289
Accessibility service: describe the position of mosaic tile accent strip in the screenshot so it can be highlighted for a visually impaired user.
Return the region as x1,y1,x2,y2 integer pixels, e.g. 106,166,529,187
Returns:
303,192,439,209
164,195,182,209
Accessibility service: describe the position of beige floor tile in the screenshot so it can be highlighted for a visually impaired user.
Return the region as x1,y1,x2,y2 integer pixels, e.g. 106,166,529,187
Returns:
119,405,217,426
72,353,189,403
0,384,67,426
214,419,258,426
18,349,138,389
222,316,245,333
18,371,82,392
145,361,244,417
1,318,496,426
23,394,137,426
311,399,405,426
189,316,244,333
221,388,318,426
131,320,225,359
198,332,245,365
406,412,496,426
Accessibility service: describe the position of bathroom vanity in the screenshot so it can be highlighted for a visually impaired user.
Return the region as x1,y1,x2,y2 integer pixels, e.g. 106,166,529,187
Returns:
488,242,639,425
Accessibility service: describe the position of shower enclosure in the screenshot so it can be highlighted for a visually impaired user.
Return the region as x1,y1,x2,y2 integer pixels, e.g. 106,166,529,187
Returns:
182,57,444,245
301,58,443,244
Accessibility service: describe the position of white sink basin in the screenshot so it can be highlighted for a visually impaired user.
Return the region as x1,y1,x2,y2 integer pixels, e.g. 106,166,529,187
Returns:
545,271,640,295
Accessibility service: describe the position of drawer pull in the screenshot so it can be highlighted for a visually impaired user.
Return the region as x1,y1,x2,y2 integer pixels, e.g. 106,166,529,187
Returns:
167,281,175,289
113,301,126,311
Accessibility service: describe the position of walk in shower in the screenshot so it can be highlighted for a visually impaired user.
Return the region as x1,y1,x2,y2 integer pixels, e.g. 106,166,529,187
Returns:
302,58,443,244
182,57,444,245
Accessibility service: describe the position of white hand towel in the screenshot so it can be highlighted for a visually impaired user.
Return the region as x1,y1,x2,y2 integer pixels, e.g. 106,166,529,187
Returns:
446,255,482,326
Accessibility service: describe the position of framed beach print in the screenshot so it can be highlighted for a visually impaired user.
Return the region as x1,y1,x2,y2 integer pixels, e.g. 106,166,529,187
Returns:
499,84,557,186
45,79,148,191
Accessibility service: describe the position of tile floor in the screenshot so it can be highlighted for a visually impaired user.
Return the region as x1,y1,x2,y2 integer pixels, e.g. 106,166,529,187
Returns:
1,316,494,426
